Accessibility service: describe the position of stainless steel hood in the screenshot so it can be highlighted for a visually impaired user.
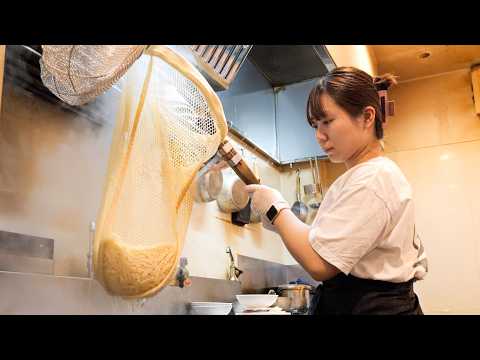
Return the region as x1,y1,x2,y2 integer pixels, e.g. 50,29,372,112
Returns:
179,45,336,91
247,45,336,87
188,45,253,91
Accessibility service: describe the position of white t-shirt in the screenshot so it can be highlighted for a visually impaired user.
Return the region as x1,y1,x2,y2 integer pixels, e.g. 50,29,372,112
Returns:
309,156,428,283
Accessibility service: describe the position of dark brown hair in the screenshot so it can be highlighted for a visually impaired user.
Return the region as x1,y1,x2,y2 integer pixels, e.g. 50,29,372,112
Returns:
306,66,397,139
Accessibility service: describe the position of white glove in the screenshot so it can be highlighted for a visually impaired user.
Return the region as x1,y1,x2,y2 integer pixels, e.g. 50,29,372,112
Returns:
244,184,290,232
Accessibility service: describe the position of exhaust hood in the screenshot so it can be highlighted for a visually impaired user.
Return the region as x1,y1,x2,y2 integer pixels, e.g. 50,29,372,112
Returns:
180,45,336,91
188,45,253,91
247,45,336,87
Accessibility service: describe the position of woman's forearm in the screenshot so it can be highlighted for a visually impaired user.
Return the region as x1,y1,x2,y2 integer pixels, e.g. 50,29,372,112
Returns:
274,209,340,281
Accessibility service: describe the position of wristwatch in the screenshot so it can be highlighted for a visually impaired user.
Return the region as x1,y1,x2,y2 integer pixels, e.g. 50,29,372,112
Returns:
266,204,286,224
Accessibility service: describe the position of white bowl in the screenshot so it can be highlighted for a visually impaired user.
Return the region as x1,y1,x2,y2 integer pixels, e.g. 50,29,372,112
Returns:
190,302,233,315
236,294,278,309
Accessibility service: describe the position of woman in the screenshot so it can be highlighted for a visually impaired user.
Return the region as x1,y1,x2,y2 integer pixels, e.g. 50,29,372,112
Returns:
245,66,428,315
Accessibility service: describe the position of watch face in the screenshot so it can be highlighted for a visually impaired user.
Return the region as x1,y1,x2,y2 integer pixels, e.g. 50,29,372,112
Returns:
266,205,278,222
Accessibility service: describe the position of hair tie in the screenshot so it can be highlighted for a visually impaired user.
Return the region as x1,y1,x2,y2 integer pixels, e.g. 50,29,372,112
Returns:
378,90,395,126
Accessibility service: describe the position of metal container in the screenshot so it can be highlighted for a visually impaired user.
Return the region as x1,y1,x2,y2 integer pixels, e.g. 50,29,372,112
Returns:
194,169,223,203
276,284,313,313
216,169,249,213
275,296,291,311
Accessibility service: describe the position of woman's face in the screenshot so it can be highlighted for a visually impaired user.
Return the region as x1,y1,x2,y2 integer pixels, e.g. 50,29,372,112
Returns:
312,93,375,164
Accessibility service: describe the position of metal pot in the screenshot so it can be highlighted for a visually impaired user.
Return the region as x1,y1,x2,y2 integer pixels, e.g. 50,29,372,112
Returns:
276,284,313,313
216,169,249,213
194,169,223,203
275,296,291,311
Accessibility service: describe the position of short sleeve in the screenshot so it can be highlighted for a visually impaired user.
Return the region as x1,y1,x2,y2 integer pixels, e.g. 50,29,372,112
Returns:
308,185,390,275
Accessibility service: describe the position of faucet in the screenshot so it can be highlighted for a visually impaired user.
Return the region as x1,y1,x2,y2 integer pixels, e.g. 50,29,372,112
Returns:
175,257,191,288
226,247,243,281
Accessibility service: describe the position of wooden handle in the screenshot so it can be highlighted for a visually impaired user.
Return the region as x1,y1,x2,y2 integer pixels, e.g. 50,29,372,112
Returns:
218,140,260,185
231,158,261,185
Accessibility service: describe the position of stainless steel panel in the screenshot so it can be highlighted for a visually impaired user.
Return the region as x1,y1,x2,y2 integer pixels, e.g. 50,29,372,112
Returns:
217,60,277,158
275,79,327,163
0,230,54,259
0,254,53,274
237,255,287,293
237,255,320,294
0,272,241,314
248,45,332,87
0,226,55,274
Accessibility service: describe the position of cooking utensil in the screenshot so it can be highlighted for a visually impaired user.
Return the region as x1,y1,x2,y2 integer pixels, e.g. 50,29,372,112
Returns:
217,140,260,185
303,158,321,197
42,44,259,298
275,296,291,311
40,45,148,106
276,283,313,313
231,150,254,226
303,159,322,224
194,168,223,203
291,169,308,222
216,169,249,213
92,46,231,298
306,158,321,210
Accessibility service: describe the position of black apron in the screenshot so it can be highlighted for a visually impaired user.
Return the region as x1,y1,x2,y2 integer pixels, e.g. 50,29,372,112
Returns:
309,273,423,315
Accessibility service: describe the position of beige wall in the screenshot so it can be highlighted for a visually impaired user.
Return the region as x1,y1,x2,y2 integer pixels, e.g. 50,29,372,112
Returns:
326,45,378,76
386,69,480,314
314,68,480,314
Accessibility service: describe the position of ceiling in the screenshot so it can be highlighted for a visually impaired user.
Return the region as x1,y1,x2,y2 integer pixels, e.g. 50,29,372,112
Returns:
370,45,480,82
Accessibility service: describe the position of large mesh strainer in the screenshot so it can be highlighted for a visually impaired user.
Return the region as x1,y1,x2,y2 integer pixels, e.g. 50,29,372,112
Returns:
40,45,147,105
91,46,230,298
40,45,258,298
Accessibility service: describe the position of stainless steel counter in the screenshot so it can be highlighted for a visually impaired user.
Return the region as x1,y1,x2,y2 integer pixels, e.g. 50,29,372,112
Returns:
0,271,241,315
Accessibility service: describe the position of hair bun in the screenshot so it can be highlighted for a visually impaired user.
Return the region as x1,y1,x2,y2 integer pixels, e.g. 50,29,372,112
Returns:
374,73,398,91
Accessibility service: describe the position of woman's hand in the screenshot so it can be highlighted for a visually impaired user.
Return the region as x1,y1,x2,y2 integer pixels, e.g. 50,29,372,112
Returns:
244,184,290,232
245,184,339,281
